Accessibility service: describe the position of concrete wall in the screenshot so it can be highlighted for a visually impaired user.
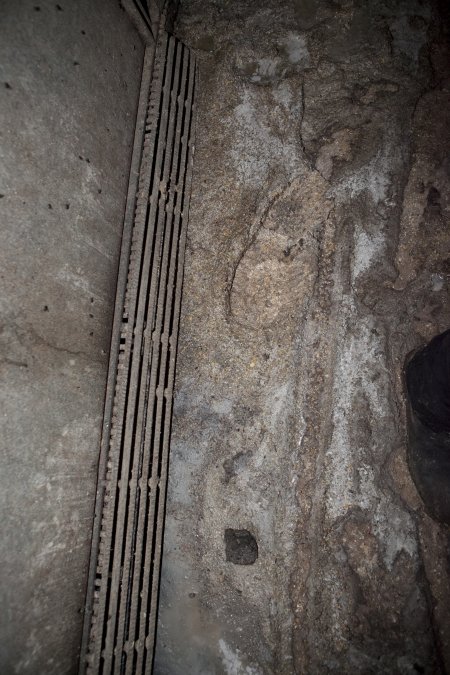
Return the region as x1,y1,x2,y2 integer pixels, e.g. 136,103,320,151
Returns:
0,1,144,672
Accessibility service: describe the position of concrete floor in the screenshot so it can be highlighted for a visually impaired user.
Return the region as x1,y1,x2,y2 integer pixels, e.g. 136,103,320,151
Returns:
156,0,450,673
0,1,143,672
1,1,450,673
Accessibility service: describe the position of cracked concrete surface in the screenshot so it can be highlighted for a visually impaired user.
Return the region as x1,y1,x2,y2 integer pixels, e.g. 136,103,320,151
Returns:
156,0,450,673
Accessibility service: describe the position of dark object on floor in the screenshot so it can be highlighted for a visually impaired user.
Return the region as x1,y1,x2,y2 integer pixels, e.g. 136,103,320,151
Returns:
225,528,259,565
405,329,450,525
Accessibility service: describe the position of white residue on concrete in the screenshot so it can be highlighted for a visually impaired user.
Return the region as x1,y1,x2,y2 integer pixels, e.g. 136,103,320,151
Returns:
282,32,310,66
325,301,417,568
352,229,385,281
56,264,105,298
231,89,298,186
431,273,445,292
249,57,280,83
357,463,417,569
272,80,293,109
325,304,386,519
330,149,392,205
272,80,302,120
374,497,417,569
218,639,262,675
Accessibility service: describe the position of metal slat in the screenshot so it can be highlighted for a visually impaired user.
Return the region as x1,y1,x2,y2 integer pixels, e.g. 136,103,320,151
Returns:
123,44,191,675
82,27,196,675
79,42,156,675
113,36,184,675
82,37,165,672
141,50,196,671
90,33,172,674
103,35,177,674
132,45,191,674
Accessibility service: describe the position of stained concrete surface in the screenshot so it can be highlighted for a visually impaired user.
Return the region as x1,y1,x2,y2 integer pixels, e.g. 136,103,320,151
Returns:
0,1,143,672
156,0,450,673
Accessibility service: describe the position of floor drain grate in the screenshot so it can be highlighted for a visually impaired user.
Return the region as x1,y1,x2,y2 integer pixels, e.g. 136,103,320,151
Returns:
80,28,196,675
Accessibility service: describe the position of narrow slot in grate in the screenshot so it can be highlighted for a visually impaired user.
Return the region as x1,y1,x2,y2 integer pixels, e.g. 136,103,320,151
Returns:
81,28,196,675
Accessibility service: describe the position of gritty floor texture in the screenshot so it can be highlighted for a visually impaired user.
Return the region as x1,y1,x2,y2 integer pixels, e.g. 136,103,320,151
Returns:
155,0,450,673
0,1,143,672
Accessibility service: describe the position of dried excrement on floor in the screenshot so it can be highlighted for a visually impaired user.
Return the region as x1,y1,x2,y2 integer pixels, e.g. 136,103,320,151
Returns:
229,171,331,330
155,1,450,673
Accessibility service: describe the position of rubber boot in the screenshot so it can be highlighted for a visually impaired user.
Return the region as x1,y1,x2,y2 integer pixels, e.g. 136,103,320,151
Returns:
405,329,450,525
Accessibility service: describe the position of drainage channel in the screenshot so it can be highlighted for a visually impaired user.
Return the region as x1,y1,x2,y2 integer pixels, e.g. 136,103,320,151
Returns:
80,27,196,675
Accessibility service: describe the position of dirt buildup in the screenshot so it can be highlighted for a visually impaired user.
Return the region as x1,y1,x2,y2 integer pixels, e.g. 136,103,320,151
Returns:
155,0,450,673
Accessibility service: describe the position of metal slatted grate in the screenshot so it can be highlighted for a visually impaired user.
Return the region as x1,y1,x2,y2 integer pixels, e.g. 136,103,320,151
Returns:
81,28,196,675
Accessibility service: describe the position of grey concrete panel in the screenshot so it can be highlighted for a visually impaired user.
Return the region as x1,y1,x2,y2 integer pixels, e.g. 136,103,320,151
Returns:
0,1,144,672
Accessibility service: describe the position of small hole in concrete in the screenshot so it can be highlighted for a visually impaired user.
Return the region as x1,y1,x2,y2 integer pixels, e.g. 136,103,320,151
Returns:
4,82,12,89
56,3,62,10
224,528,258,565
